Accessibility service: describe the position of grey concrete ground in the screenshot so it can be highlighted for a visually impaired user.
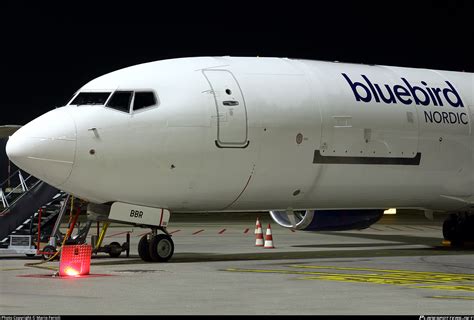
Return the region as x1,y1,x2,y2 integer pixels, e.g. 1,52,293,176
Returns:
0,212,473,315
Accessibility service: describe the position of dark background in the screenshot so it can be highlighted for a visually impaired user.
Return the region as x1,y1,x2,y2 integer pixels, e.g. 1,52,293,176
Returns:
0,0,473,181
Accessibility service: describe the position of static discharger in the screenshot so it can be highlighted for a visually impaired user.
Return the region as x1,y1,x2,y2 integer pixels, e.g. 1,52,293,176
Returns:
59,244,92,277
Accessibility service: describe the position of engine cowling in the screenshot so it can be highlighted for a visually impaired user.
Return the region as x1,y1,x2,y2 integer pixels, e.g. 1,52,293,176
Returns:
269,209,384,231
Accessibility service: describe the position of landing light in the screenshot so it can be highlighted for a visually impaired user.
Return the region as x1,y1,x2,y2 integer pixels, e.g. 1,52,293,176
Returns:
384,208,397,215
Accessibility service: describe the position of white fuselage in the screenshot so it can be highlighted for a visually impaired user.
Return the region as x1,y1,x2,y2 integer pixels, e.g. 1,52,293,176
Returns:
6,57,474,213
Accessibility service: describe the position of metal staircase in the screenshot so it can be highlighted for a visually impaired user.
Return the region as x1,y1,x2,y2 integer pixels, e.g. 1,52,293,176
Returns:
5,192,67,240
0,170,65,249
0,170,97,257
0,169,38,211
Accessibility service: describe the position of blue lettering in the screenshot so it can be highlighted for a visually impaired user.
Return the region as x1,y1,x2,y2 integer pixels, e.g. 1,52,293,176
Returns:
423,111,468,125
401,78,430,106
421,81,438,106
393,85,412,104
342,73,372,102
342,74,465,108
432,87,444,106
373,84,396,104
448,112,457,123
361,75,380,103
443,81,464,107
424,110,433,123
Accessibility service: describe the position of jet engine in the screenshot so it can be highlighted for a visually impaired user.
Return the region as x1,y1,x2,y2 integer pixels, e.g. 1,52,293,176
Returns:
269,209,384,231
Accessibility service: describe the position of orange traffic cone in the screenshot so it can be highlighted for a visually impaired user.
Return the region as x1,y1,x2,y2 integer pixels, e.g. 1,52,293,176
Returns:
264,224,275,249
255,220,264,246
254,217,260,234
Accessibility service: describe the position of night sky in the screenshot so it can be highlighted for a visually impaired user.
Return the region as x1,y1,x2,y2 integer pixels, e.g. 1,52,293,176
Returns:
0,1,472,180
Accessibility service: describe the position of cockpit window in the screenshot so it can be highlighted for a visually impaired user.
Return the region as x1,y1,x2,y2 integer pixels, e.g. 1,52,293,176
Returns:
106,91,133,113
133,92,156,111
70,92,111,105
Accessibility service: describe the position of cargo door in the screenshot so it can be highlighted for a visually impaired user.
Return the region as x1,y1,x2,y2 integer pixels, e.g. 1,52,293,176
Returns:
318,99,420,164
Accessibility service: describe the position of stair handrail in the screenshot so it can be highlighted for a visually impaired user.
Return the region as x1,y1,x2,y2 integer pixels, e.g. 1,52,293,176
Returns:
0,169,22,189
2,181,27,201
0,188,8,208
0,179,43,214
19,171,28,192
2,174,37,201
50,193,70,241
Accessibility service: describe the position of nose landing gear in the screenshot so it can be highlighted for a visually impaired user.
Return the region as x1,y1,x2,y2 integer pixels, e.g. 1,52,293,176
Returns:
92,203,173,262
138,227,174,262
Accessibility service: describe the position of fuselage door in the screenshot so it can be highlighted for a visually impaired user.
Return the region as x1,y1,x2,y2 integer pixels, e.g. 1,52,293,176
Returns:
203,69,249,148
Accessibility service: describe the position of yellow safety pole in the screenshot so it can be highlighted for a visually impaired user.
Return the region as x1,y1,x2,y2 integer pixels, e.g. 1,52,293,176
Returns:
95,222,110,251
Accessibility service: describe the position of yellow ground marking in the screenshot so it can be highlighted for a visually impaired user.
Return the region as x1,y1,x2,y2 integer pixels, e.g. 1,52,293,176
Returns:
226,268,474,282
224,265,474,293
428,295,474,300
289,265,474,277
413,285,474,292
298,275,423,285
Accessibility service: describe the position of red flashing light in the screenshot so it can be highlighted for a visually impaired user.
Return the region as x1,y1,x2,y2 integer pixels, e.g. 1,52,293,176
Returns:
59,245,92,277
64,266,80,277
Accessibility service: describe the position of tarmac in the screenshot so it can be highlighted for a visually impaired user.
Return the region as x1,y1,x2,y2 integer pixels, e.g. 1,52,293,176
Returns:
0,211,473,315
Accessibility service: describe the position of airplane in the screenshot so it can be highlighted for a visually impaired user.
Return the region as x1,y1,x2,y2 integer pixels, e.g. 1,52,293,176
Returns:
5,56,474,262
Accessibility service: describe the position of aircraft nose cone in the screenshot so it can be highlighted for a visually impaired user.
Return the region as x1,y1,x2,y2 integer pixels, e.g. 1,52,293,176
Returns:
6,108,76,186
